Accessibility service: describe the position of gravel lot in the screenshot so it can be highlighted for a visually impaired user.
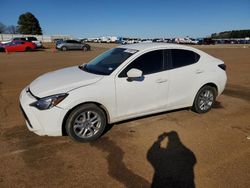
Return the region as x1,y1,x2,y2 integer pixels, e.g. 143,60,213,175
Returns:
0,44,249,187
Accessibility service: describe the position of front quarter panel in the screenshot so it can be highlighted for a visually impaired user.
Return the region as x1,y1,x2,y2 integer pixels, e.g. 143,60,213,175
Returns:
57,76,116,123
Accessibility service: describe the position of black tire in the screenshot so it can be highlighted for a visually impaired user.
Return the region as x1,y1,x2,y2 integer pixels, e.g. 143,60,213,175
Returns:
61,46,67,51
25,47,32,52
0,47,5,52
192,85,217,114
65,104,107,142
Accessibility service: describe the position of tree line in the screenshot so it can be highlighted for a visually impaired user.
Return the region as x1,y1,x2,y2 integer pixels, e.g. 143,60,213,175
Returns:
0,12,42,35
0,23,18,34
211,30,250,39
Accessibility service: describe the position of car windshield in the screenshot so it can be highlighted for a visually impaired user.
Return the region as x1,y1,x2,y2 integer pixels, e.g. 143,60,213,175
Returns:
82,48,138,75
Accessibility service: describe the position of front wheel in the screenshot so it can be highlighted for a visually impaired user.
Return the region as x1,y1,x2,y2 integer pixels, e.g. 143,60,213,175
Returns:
65,104,107,142
82,46,87,52
192,86,216,113
61,46,67,51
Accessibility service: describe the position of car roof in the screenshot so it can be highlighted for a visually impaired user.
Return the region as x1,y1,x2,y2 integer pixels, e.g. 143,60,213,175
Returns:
119,42,198,52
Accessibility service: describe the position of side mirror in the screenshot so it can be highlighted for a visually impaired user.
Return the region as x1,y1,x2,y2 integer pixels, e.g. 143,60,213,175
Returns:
127,68,143,78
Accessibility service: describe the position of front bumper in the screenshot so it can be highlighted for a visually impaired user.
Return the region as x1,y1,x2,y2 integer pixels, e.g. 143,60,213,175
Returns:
19,87,67,136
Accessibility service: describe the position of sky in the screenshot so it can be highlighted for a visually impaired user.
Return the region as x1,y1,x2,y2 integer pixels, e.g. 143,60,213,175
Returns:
1,0,250,38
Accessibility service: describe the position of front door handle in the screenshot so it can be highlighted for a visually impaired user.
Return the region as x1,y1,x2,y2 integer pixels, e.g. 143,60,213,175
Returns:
156,79,168,83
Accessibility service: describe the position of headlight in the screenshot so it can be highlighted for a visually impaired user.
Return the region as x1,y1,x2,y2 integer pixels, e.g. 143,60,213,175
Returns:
30,93,68,110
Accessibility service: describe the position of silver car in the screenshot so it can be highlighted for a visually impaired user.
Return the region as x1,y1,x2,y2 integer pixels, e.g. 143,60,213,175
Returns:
56,40,91,51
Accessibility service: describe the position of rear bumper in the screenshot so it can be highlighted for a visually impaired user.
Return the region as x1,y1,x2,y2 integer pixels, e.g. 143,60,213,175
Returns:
33,42,42,48
19,87,67,136
217,71,227,96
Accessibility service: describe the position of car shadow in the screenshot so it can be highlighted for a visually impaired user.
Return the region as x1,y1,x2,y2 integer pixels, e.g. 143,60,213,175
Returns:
147,131,197,188
104,99,224,137
91,131,196,188
223,84,250,102
102,108,188,137
213,101,223,109
90,137,150,187
111,108,189,125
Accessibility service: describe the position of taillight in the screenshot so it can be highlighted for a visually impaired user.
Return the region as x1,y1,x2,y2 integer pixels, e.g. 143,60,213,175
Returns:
218,64,226,71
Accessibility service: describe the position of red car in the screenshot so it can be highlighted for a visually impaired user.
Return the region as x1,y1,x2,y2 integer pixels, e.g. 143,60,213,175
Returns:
0,40,36,52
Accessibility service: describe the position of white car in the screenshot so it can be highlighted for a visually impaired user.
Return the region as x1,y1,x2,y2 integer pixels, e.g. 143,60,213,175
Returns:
20,43,227,142
175,38,199,45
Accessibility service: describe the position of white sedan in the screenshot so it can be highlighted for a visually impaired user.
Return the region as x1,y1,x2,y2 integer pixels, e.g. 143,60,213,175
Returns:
20,43,227,142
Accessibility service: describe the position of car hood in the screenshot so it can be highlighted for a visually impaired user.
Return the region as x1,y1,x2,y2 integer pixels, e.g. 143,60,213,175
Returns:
29,66,103,98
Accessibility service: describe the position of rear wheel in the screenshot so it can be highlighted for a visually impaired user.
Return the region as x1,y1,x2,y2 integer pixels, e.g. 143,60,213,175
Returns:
25,47,32,51
192,85,216,113
65,104,107,142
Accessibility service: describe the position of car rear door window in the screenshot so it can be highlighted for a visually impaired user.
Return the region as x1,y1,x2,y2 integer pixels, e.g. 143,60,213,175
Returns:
71,40,79,44
171,49,200,69
119,50,164,77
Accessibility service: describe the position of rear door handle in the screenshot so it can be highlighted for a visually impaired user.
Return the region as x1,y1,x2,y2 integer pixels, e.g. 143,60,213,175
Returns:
156,79,168,83
195,69,204,74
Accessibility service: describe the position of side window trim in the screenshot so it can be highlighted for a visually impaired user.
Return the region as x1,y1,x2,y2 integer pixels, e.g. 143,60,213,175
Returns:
115,53,141,78
118,49,164,78
163,49,172,70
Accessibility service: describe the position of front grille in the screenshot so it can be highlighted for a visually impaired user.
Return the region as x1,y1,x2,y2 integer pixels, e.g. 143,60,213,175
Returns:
20,104,33,128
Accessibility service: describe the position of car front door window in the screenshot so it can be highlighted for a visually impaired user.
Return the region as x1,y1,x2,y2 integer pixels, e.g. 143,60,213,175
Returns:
119,50,164,77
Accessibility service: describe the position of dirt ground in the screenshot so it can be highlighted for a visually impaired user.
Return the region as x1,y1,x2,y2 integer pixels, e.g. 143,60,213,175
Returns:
0,44,249,188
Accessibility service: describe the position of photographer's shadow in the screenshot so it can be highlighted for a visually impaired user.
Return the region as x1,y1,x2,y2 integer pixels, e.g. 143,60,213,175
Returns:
147,131,196,188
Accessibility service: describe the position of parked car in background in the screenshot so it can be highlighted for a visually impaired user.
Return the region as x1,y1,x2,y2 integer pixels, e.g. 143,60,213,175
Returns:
153,38,164,42
198,38,215,45
99,37,111,43
12,37,42,48
140,39,153,43
20,43,227,142
79,38,88,43
0,40,36,52
56,40,91,51
54,39,64,46
175,38,199,44
0,40,12,44
53,38,64,44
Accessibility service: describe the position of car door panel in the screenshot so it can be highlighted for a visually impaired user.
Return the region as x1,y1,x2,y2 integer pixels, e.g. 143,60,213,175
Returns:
67,43,74,50
115,72,168,118
115,50,169,119
6,42,23,52
167,49,201,109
